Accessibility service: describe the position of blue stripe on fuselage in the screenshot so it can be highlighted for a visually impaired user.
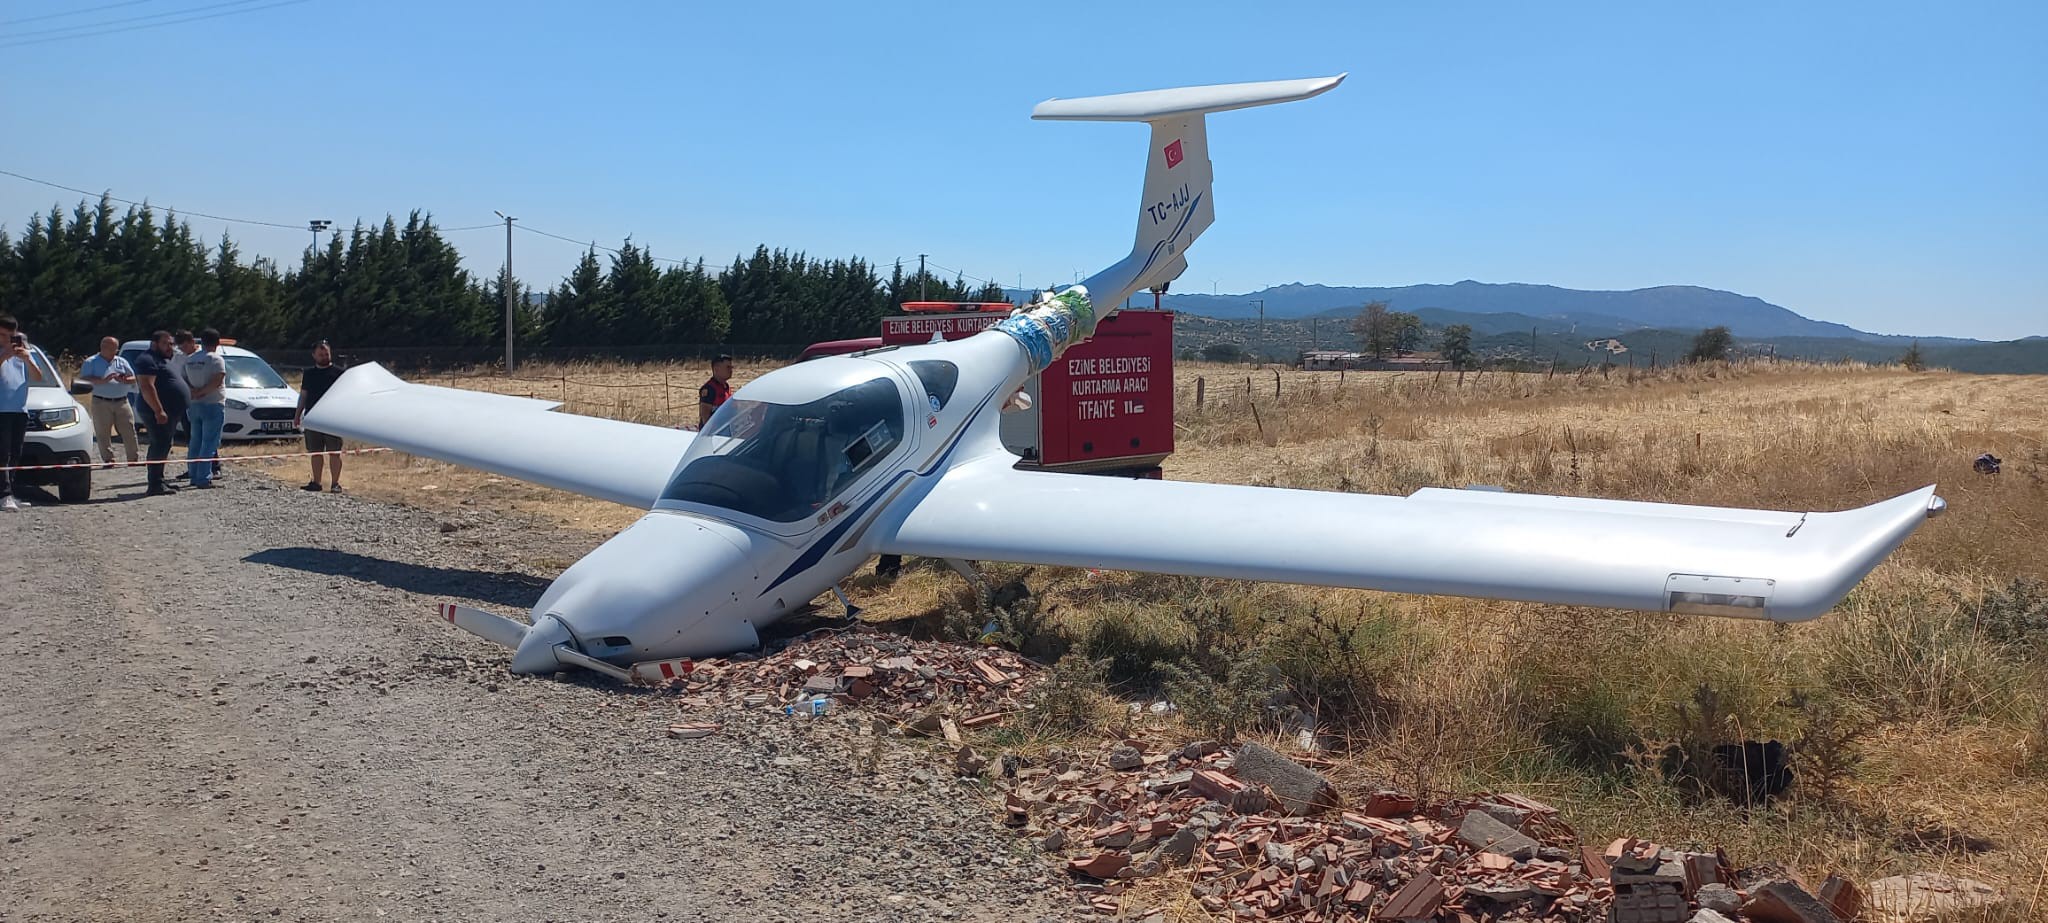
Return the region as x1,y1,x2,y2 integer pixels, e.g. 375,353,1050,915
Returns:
758,380,1002,597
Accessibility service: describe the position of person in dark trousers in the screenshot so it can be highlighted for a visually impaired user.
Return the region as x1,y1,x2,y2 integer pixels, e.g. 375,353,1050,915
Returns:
697,354,735,426
1,314,46,512
295,340,346,492
132,330,191,496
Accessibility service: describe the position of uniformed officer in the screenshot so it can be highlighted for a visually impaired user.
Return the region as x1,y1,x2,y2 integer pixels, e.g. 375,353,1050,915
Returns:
697,354,734,426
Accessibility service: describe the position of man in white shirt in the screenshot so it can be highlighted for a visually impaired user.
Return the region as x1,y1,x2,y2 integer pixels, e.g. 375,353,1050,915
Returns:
77,336,140,464
180,328,228,489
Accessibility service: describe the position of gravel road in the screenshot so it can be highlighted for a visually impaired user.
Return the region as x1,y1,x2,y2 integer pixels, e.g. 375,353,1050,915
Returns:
0,465,1077,922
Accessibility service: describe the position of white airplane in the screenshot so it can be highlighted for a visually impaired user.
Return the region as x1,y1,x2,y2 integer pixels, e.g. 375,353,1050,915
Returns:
307,76,1944,681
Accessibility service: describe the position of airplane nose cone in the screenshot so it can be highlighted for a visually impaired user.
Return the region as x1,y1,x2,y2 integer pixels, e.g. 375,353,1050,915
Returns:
526,513,764,668
509,614,574,675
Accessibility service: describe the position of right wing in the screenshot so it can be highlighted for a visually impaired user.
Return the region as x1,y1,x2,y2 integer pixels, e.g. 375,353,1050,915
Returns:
880,453,1941,621
303,363,690,508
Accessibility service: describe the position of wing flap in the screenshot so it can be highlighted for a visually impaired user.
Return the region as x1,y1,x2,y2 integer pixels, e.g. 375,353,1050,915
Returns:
880,454,1937,621
303,363,689,508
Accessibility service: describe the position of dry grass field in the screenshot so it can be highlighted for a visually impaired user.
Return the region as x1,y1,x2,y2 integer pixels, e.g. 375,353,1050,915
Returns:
229,356,2048,906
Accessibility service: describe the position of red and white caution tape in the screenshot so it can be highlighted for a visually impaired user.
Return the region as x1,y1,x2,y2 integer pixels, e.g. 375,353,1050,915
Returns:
0,446,392,472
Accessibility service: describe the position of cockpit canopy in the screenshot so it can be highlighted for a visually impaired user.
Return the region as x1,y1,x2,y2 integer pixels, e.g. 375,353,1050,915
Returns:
661,376,905,523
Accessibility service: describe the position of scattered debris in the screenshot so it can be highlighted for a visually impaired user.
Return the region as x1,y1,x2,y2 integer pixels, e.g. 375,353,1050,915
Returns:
1974,452,2002,475
675,625,1041,719
664,722,720,740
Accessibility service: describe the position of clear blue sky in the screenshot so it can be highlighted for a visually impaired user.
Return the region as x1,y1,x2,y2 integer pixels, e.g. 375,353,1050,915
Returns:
2,1,2041,339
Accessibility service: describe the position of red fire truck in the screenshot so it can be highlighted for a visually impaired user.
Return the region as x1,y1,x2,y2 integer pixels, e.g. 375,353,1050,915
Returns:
808,301,1175,478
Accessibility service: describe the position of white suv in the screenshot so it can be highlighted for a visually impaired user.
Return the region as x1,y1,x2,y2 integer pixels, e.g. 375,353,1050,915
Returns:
119,341,302,440
17,344,94,502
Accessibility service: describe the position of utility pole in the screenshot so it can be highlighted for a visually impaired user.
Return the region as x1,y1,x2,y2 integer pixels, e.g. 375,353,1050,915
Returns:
307,219,331,254
918,254,928,301
495,211,517,373
1250,298,1265,363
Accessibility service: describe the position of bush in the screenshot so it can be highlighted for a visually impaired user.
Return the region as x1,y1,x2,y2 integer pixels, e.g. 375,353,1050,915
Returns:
1264,604,1411,732
1819,588,2024,722
1157,654,1282,743
1965,577,2048,653
1025,654,1113,737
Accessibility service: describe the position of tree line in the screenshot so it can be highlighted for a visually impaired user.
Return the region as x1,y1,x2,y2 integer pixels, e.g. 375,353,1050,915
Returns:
0,197,1008,357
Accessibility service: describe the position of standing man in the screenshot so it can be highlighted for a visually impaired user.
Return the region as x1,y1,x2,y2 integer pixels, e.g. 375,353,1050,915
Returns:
295,340,345,492
697,354,735,426
78,336,140,466
1,315,46,511
180,328,228,489
132,330,190,496
170,329,197,480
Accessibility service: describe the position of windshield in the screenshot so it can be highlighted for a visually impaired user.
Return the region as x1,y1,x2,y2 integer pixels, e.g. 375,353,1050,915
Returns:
25,349,61,389
662,376,905,522
225,354,288,389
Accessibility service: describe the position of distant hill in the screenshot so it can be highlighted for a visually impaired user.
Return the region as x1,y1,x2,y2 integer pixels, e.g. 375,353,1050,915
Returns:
1150,280,1978,345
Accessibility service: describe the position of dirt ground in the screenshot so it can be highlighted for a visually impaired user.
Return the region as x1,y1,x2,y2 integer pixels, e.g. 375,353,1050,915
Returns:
0,465,1074,923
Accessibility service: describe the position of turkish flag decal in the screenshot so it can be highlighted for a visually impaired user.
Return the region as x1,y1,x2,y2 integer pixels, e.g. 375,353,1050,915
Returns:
1163,139,1184,169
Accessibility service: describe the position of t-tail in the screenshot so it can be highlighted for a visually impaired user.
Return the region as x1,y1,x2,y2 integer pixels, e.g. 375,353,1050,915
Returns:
992,76,1344,371
1035,75,1344,312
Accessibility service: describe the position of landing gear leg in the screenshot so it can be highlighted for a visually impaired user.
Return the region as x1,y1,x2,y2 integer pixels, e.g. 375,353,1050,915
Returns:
944,558,990,599
831,584,863,619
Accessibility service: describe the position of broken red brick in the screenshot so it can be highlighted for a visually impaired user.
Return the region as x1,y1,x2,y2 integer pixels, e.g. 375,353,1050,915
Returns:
1580,845,1611,882
1362,790,1418,817
1068,852,1130,879
1743,879,1845,923
971,660,1010,685
1817,874,1862,923
1380,874,1447,922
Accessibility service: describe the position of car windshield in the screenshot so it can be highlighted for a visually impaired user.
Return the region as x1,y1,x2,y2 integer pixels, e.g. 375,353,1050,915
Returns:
225,354,287,389
27,349,60,389
661,376,904,523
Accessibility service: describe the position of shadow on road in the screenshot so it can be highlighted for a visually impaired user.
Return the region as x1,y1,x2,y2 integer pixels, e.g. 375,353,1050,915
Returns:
244,547,550,609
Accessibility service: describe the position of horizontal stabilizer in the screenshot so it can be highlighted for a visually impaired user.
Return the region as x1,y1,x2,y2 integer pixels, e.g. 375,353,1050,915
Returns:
1032,74,1346,121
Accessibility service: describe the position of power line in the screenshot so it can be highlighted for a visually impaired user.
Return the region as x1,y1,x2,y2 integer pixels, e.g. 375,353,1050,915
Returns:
0,167,499,237
0,166,305,229
921,257,999,286
1,0,165,27
0,0,310,49
2,0,266,39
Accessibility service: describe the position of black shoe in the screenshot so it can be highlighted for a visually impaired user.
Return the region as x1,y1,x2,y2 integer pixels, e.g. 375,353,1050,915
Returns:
146,484,179,496
302,481,322,491
173,472,190,481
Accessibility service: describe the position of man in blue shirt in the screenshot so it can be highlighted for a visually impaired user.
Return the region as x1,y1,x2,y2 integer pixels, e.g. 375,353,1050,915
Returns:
78,336,140,465
1,314,46,512
132,329,191,496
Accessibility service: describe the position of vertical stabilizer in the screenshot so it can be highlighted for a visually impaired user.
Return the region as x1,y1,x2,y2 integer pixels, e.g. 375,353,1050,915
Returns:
1031,75,1344,309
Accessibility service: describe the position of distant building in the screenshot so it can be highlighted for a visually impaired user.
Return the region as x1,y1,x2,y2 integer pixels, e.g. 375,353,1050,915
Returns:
1299,350,1448,371
1585,338,1629,354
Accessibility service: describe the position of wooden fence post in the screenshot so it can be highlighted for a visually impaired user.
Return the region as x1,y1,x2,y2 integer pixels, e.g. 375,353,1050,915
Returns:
1195,376,1206,409
1272,369,1281,399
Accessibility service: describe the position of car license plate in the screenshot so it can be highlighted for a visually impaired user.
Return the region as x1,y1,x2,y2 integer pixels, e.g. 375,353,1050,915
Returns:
261,421,295,433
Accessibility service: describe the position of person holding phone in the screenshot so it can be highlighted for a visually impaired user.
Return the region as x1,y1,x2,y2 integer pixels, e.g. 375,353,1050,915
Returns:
0,315,46,511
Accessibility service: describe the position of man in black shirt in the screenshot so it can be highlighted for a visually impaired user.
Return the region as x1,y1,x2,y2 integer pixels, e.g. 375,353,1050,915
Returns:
132,330,191,496
295,340,345,492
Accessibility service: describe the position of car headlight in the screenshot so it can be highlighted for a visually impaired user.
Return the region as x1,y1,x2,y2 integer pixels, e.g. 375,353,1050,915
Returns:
31,407,78,428
226,399,250,410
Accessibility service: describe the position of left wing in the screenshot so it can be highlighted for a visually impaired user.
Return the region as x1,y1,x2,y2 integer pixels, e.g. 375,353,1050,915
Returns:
878,453,1940,621
304,363,690,508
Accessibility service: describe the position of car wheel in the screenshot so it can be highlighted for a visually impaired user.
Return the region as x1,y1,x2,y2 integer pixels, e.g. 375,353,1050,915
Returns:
58,469,91,503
